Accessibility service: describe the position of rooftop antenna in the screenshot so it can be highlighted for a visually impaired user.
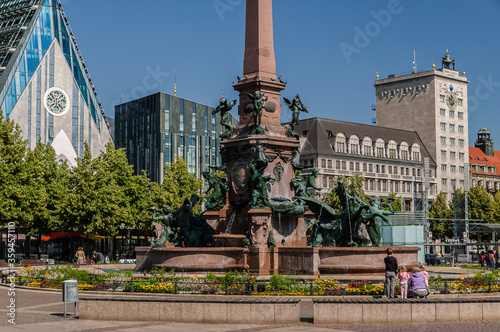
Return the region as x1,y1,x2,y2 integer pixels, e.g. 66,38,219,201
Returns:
413,49,417,74
174,71,177,96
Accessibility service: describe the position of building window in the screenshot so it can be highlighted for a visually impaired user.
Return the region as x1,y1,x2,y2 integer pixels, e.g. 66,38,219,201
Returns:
440,136,446,144
458,125,464,133
417,168,421,176
401,167,404,175
449,124,455,132
450,138,455,145
450,165,456,172
355,162,360,171
328,160,332,169
450,151,456,159
449,110,455,118
323,176,327,188
394,166,398,175
364,145,372,156
440,108,446,115
363,163,367,172
406,167,409,175
458,112,463,119
400,150,408,160
459,166,464,173
302,130,309,137
342,161,346,170
350,144,359,154
382,165,385,173
441,150,447,158
472,179,476,187
442,178,447,185
349,162,354,171
459,139,464,146
376,165,380,173
369,164,373,172
382,181,387,191
413,151,420,161
321,159,326,168
394,181,399,192
377,180,381,191
369,180,374,191
377,147,384,157
336,142,345,152
440,122,446,130
441,164,447,172
388,166,392,174
336,160,340,169
459,153,464,160
389,148,396,158
458,99,463,106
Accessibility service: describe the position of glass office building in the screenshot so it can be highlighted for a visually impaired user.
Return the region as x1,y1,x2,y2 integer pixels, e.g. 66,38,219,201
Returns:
115,92,238,183
0,0,112,165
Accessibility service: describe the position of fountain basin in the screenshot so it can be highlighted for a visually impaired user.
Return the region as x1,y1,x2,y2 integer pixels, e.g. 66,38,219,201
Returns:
213,234,246,247
135,246,249,272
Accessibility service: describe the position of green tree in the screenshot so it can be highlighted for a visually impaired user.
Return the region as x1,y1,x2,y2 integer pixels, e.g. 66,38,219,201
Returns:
19,141,70,257
382,192,403,212
146,157,204,217
323,174,369,211
428,192,453,239
468,185,494,223
493,191,500,223
0,110,28,226
59,143,150,236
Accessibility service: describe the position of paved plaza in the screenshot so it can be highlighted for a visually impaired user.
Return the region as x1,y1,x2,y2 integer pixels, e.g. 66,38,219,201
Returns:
1,286,500,332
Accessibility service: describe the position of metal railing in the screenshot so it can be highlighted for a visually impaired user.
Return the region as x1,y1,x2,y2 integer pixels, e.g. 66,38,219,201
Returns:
3,275,499,297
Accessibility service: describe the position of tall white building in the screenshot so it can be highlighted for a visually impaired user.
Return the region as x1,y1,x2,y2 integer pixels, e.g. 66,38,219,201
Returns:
374,51,469,198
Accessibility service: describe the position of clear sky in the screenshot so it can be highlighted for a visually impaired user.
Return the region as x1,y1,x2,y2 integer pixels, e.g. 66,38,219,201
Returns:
62,0,500,145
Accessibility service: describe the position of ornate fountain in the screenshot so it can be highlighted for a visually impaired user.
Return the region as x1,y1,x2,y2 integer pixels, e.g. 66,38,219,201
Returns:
135,0,420,275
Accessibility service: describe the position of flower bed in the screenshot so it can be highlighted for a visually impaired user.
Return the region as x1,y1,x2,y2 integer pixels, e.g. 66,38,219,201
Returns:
7,266,500,296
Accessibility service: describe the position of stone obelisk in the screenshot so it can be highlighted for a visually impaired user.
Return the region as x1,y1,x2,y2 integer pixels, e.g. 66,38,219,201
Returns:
233,0,287,135
220,0,306,274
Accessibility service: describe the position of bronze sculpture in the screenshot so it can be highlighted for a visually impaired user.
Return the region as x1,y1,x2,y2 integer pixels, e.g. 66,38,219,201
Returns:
213,95,237,139
247,91,268,134
283,94,308,138
202,170,228,211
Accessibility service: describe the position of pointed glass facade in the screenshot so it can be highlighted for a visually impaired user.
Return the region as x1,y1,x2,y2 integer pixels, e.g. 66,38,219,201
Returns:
0,0,102,130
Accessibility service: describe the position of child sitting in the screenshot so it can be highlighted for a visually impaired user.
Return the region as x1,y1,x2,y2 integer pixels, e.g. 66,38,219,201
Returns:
397,265,410,299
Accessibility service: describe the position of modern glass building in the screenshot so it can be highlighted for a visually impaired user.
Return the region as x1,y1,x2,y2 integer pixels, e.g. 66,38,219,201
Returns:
115,92,238,183
0,0,112,165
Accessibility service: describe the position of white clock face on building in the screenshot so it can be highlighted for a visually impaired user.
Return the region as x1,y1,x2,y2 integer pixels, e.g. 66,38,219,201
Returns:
44,87,70,116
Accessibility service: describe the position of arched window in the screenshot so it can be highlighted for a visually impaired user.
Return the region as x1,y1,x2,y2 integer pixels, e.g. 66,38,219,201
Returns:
375,138,385,157
387,140,397,158
399,141,409,160
411,143,421,161
349,135,360,154
335,133,346,153
362,137,373,156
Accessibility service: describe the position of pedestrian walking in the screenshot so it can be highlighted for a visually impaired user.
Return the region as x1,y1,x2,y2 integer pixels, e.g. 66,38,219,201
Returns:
75,247,86,265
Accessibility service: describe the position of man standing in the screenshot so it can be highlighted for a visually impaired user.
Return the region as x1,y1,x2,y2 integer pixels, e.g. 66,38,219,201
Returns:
384,247,398,298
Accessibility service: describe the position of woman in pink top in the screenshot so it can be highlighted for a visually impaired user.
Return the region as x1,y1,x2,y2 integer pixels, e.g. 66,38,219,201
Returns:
397,266,410,298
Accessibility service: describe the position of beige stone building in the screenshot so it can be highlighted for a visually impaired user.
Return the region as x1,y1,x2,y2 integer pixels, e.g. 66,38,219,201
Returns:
295,118,437,211
374,52,469,198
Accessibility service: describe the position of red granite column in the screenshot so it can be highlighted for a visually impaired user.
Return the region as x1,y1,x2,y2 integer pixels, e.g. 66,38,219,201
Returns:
233,0,286,134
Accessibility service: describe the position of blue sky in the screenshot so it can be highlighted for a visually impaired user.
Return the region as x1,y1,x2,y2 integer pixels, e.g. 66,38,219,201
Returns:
63,0,500,144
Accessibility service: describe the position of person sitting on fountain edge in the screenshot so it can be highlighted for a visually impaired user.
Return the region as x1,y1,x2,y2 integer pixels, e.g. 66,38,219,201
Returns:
384,247,398,299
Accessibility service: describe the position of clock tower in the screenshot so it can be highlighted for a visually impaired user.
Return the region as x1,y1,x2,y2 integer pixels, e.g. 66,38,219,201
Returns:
374,51,469,198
